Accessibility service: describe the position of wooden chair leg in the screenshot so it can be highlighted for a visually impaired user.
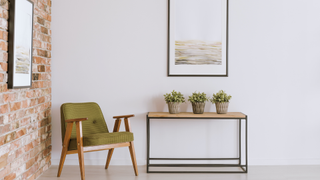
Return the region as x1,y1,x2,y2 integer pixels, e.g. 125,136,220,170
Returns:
78,147,85,180
105,118,122,169
128,141,138,176
57,122,73,177
76,121,85,180
57,146,68,177
105,148,114,169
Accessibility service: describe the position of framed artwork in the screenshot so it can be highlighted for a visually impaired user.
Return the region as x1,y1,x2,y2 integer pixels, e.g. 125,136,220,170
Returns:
168,0,228,76
8,0,34,89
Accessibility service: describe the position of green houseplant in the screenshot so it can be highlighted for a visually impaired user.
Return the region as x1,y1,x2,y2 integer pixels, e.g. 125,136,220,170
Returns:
211,90,232,114
188,92,209,114
164,90,185,114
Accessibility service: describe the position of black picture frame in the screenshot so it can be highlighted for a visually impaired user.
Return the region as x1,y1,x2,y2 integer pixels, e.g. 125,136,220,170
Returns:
168,0,229,77
8,0,34,89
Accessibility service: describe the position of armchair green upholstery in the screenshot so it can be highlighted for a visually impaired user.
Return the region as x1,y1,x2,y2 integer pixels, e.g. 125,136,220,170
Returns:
60,103,133,150
57,102,138,180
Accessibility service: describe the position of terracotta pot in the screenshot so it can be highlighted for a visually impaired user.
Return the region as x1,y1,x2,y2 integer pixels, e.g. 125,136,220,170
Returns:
191,102,205,114
215,102,229,114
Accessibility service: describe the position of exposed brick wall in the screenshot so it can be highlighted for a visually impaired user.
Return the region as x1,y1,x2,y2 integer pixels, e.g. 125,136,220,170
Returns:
0,0,52,180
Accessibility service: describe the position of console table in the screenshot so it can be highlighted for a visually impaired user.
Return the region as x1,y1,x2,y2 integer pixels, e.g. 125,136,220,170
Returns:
146,112,248,173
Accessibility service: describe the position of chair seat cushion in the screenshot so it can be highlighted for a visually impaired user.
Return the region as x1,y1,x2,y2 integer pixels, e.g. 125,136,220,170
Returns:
68,132,134,150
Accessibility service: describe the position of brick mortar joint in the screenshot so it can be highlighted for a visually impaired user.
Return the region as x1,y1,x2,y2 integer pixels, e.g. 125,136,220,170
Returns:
10,144,52,179
5,130,51,158
0,102,51,118
0,88,52,98
0,94,51,101
11,129,52,157
33,160,51,180
0,108,51,129
0,92,51,99
23,148,52,176
0,120,51,145
23,156,51,180
0,112,52,132
8,134,52,166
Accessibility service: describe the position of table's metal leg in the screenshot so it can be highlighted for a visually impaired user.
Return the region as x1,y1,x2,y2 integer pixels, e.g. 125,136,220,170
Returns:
147,115,150,173
245,116,248,173
239,119,241,166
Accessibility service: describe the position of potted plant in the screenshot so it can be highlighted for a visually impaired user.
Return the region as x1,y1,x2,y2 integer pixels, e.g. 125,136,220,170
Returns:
188,92,209,114
211,90,232,114
164,90,185,114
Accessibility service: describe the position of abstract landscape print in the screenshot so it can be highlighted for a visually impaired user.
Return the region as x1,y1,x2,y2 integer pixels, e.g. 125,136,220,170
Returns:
175,40,222,65
15,45,30,74
168,0,228,76
15,9,32,74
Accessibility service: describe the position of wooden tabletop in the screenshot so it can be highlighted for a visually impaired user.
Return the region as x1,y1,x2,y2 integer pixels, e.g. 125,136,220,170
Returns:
148,112,246,118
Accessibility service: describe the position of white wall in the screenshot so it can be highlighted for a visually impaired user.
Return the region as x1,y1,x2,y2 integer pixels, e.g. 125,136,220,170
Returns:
51,0,320,166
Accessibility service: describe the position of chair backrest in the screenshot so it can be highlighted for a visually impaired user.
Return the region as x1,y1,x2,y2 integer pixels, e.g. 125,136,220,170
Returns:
60,102,109,143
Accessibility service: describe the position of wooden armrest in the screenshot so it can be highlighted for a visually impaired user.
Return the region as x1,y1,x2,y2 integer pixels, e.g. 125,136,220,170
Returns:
113,114,134,119
65,118,88,123
112,115,134,132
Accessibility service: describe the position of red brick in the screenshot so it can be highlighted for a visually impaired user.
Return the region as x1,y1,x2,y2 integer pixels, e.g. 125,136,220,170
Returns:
0,135,5,145
32,73,40,80
38,97,45,104
41,26,48,34
28,174,35,180
0,73,4,82
0,104,9,114
2,51,8,61
22,100,29,108
0,84,7,93
9,139,21,151
24,142,34,152
16,128,26,138
3,31,8,41
0,153,8,169
0,165,10,178
0,62,7,71
0,124,10,134
16,110,26,119
45,66,51,72
33,39,41,48
3,93,15,103
33,57,46,64
2,10,8,20
0,41,7,51
4,173,16,180
20,117,31,126
37,65,45,72
11,121,19,131
10,102,21,112
47,15,51,21
26,91,34,98
32,81,44,89
37,17,45,25
3,132,16,144
26,158,35,169
37,1,45,11
47,44,52,51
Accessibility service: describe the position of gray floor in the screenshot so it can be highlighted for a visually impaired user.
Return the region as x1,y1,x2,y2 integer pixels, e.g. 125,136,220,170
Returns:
38,165,320,180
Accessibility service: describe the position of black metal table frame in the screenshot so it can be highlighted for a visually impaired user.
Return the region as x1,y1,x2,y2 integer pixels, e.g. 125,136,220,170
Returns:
146,113,248,173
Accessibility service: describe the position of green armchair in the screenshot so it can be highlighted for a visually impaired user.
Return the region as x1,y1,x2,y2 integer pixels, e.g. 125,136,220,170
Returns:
57,102,138,180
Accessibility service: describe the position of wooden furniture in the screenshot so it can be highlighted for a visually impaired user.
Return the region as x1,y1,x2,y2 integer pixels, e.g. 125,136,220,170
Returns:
57,103,138,180
146,112,248,173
